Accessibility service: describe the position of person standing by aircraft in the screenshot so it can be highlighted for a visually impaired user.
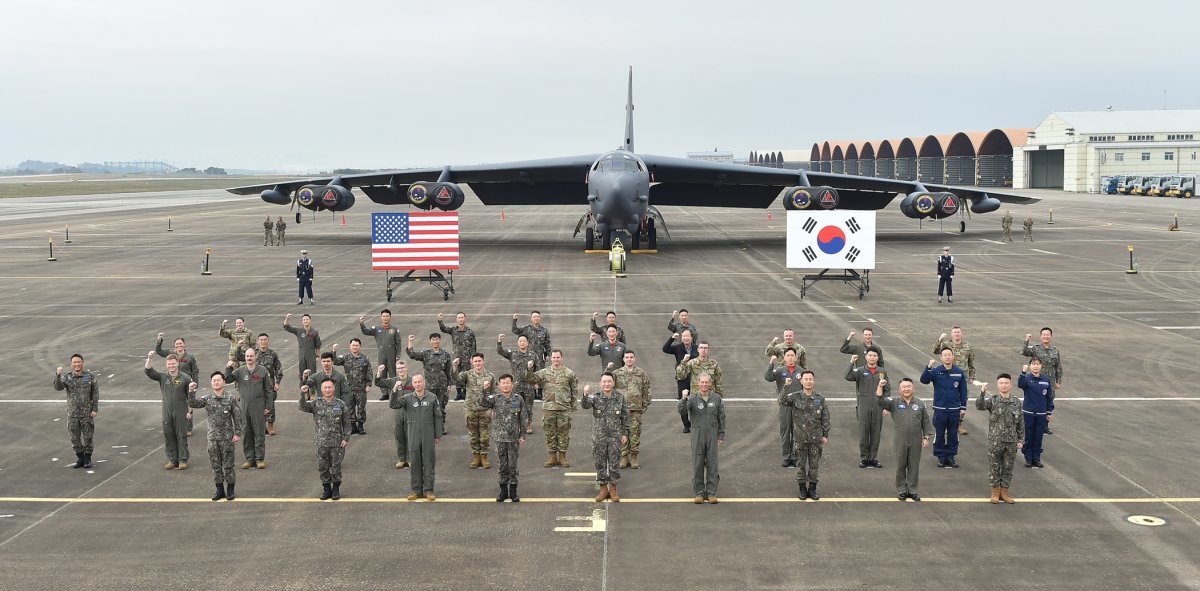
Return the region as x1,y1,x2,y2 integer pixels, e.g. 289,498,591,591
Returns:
263,216,274,246
275,216,286,246
937,246,955,303
296,249,315,305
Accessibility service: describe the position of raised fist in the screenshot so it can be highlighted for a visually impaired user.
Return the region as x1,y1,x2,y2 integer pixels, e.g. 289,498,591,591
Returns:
769,355,777,363
850,354,859,364
483,380,491,390
407,335,415,342
939,332,948,341
1025,333,1032,342
56,366,63,374
527,360,535,369
682,354,691,361
584,384,592,395
589,333,597,342
147,351,156,359
592,312,599,320
606,362,614,369
672,333,680,340
671,310,678,318
157,332,165,340
498,334,505,342
512,313,519,321
681,389,689,397
222,319,228,326
1022,364,1029,373
286,313,293,320
358,315,366,323
927,359,936,368
878,378,887,388
848,330,856,339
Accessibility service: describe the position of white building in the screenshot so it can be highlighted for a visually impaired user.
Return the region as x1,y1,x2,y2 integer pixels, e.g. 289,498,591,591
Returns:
686,150,734,163
1014,109,1200,192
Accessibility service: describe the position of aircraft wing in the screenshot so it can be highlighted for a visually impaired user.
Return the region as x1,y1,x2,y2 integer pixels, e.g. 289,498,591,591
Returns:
640,155,1039,208
226,155,599,206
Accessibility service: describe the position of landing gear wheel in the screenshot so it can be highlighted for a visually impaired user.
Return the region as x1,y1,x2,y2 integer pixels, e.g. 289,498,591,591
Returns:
295,212,302,225
647,219,658,250
602,230,614,250
585,227,595,250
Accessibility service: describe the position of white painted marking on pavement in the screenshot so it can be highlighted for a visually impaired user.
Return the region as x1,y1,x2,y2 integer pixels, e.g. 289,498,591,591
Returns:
1152,326,1200,330
1031,249,1059,255
980,239,1004,245
555,509,607,533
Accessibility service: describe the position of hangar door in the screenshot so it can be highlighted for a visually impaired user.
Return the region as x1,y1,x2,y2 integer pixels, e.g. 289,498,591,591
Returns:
1029,149,1064,188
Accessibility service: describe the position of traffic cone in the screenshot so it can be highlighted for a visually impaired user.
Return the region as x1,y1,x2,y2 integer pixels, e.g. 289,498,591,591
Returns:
767,211,773,221
501,210,505,221
340,214,347,227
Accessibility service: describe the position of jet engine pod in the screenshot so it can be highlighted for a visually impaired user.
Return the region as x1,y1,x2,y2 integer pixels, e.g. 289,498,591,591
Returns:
431,182,466,211
296,185,319,209
318,184,355,211
260,189,291,205
782,186,814,210
970,194,1001,214
814,186,839,210
900,191,936,219
928,192,960,219
407,182,436,210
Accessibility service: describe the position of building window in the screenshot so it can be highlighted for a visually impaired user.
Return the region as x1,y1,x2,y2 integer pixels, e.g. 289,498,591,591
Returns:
1115,153,1124,162
1141,153,1151,161
1167,134,1195,141
1128,135,1154,142
1165,152,1175,161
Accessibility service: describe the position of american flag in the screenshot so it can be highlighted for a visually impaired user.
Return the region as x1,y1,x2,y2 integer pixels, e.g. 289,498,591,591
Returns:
371,212,459,270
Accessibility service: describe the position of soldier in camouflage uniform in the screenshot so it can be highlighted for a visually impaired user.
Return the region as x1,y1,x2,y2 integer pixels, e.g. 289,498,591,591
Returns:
144,351,196,470
403,374,444,501
264,215,274,246
614,350,650,469
303,353,346,404
298,378,351,501
497,333,539,434
840,327,886,367
377,361,413,469
223,349,272,469
591,311,626,343
878,377,933,501
333,338,373,435
976,375,1024,504
845,349,888,469
480,374,528,502
155,333,199,435
360,310,403,379
1023,214,1034,242
587,327,627,372
284,312,322,381
438,312,477,401
407,333,454,433
512,311,552,363
933,326,976,436
454,353,496,469
1001,210,1014,242
219,318,254,367
765,329,807,368
1023,327,1062,434
252,334,283,435
766,348,805,468
188,371,243,501
782,370,831,500
526,350,579,468
582,373,630,502
54,354,99,469
275,216,286,246
668,309,699,343
675,342,723,394
678,373,725,504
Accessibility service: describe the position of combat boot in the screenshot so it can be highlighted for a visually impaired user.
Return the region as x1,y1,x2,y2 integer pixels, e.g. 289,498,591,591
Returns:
594,485,610,502
406,492,421,501
558,452,570,468
331,482,341,501
349,422,359,435
480,454,491,469
470,453,481,469
1000,487,1015,504
798,482,809,500
358,422,366,435
73,453,85,468
82,454,93,469
267,422,276,436
609,483,621,502
320,483,332,501
509,485,520,503
990,486,1001,504
212,484,226,501
225,483,236,501
496,484,509,503
619,453,630,469
807,481,820,501
544,452,558,468
630,453,640,469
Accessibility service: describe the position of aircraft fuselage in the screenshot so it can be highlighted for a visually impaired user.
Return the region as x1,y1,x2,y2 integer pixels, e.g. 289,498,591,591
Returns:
587,149,650,239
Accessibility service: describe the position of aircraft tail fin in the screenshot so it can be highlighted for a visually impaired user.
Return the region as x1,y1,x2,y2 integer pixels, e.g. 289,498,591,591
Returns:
624,66,634,153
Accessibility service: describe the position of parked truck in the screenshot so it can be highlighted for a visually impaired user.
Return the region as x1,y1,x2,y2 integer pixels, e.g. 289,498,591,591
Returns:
1165,175,1196,199
1117,175,1142,194
1132,176,1161,196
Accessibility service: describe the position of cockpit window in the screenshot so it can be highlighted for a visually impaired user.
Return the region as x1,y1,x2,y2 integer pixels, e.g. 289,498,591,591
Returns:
596,155,644,173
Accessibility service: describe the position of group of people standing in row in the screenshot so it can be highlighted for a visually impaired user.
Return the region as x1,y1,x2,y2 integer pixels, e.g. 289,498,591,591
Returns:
51,307,1062,505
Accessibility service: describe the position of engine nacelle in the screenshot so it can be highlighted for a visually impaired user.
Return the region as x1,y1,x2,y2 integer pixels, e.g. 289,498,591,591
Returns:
261,188,291,205
970,194,1001,214
927,192,961,219
296,184,355,211
431,182,466,211
406,182,437,210
781,186,838,210
899,191,961,219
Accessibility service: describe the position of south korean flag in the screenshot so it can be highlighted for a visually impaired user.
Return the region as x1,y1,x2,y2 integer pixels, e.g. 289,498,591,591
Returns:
786,211,876,270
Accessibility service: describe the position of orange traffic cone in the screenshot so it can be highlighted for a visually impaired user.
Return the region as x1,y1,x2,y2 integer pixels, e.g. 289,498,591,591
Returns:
340,214,347,227
501,210,505,221
767,211,773,220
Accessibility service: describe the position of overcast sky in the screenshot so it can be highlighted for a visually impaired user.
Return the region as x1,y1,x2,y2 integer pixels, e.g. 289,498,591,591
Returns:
5,0,1198,172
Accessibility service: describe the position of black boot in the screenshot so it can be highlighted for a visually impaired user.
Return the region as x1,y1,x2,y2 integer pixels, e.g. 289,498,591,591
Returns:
509,484,520,503
225,483,236,501
797,482,808,500
212,483,226,501
358,422,366,435
72,453,85,469
808,481,820,501
496,484,509,503
350,422,360,435
82,454,94,469
320,483,332,500
331,482,341,501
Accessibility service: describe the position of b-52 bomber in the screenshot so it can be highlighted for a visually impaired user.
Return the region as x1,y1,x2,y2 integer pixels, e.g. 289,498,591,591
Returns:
228,68,1038,250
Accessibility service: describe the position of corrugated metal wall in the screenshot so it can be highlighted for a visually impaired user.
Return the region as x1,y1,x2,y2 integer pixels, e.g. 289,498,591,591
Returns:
977,154,1013,187
945,156,975,185
875,158,895,179
918,157,945,183
896,158,917,181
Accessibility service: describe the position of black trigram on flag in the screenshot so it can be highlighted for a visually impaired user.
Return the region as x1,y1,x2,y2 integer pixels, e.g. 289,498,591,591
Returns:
802,246,817,262
845,246,861,263
802,218,817,233
846,217,861,233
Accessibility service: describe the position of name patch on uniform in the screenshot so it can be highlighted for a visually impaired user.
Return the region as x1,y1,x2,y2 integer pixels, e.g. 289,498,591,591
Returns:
912,404,920,410
898,403,907,409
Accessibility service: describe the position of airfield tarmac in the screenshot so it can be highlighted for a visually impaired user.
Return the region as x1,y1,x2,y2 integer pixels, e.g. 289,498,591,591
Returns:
0,187,1198,590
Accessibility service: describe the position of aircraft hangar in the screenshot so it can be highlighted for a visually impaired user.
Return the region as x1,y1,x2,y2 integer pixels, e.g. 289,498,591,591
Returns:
800,109,1200,193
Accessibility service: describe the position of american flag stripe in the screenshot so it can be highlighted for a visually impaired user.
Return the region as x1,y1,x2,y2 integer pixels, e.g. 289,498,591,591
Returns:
372,212,460,271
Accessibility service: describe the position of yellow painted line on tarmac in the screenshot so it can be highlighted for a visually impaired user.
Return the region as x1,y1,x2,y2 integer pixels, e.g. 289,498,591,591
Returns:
2,496,1198,504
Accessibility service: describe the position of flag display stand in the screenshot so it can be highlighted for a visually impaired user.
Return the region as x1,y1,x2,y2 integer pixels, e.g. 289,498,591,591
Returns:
798,269,870,300
385,269,455,302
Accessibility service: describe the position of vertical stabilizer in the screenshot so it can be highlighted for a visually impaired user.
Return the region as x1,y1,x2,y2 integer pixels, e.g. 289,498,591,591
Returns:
624,67,635,153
